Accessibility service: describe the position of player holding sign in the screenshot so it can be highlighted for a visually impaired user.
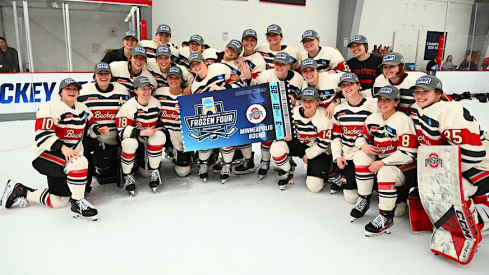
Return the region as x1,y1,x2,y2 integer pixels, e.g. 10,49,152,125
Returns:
270,87,334,191
1,79,108,221
352,86,417,236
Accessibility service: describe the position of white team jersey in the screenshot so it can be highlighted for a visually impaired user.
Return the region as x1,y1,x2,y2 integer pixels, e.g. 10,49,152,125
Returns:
355,112,417,167
109,61,158,96
179,47,219,69
255,43,300,70
373,71,425,114
153,87,184,151
292,105,334,159
252,69,304,98
410,100,489,174
331,97,379,161
242,52,267,79
301,72,344,108
33,100,97,160
115,96,162,140
146,59,194,88
191,63,245,94
137,39,180,62
78,82,130,145
299,46,349,73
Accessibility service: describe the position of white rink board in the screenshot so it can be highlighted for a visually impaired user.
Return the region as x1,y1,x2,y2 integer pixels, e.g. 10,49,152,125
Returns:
437,71,489,94
0,72,93,114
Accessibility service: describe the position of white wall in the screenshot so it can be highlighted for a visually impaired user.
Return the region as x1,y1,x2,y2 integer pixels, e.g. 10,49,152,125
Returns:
152,0,339,51
357,0,474,71
1,5,130,72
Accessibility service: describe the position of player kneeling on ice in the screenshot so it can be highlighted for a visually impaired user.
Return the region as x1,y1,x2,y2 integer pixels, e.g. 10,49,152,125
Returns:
351,86,417,236
410,75,489,264
270,87,334,191
153,66,192,177
116,76,166,195
1,79,109,221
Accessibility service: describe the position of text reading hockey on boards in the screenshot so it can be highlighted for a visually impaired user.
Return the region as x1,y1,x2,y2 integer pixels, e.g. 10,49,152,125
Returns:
0,81,88,104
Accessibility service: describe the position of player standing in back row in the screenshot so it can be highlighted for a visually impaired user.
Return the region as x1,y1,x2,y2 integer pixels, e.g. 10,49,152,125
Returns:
299,29,349,73
256,24,300,71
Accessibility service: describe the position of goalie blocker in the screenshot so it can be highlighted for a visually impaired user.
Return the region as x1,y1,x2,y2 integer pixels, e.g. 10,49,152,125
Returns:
416,145,485,265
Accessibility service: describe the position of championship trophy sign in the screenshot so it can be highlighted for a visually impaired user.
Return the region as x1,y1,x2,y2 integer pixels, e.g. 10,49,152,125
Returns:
178,82,293,152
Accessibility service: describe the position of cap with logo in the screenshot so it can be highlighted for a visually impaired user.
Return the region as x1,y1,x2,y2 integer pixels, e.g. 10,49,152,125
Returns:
301,87,320,101
188,53,204,64
339,72,360,85
123,31,138,41
131,47,147,58
133,76,153,89
410,75,443,91
94,62,111,74
301,30,320,42
375,85,401,100
59,78,82,94
168,66,183,79
273,52,291,65
266,24,282,35
378,52,404,67
242,29,258,40
347,35,368,47
301,58,318,71
156,24,171,35
189,34,204,46
156,45,171,57
226,40,243,56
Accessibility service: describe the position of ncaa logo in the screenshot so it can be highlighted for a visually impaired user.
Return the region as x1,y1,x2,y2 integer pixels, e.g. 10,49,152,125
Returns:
379,87,393,94
416,77,432,85
302,30,312,37
246,104,266,124
383,54,396,62
97,63,109,70
203,98,214,109
231,40,241,49
302,59,314,66
191,35,202,41
134,47,145,53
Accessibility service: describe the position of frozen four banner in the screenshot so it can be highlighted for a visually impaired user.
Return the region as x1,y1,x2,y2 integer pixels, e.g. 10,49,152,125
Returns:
178,82,293,152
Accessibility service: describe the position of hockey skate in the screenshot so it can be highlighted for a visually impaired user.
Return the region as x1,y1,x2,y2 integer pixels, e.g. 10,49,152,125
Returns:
329,174,344,194
71,198,98,221
198,161,209,183
149,169,162,193
365,210,394,237
1,180,31,209
350,195,371,222
123,174,136,196
273,159,297,172
258,161,270,180
278,170,294,191
220,163,232,184
235,152,255,175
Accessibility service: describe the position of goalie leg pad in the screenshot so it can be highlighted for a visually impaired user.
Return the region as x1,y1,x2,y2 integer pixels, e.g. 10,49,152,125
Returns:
418,146,481,265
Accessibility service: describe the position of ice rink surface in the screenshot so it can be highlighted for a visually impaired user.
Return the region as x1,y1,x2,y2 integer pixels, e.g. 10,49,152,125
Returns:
0,100,488,275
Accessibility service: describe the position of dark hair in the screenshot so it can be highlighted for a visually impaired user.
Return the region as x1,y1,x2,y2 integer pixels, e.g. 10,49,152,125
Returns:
182,41,188,46
203,44,210,50
0,37,6,43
